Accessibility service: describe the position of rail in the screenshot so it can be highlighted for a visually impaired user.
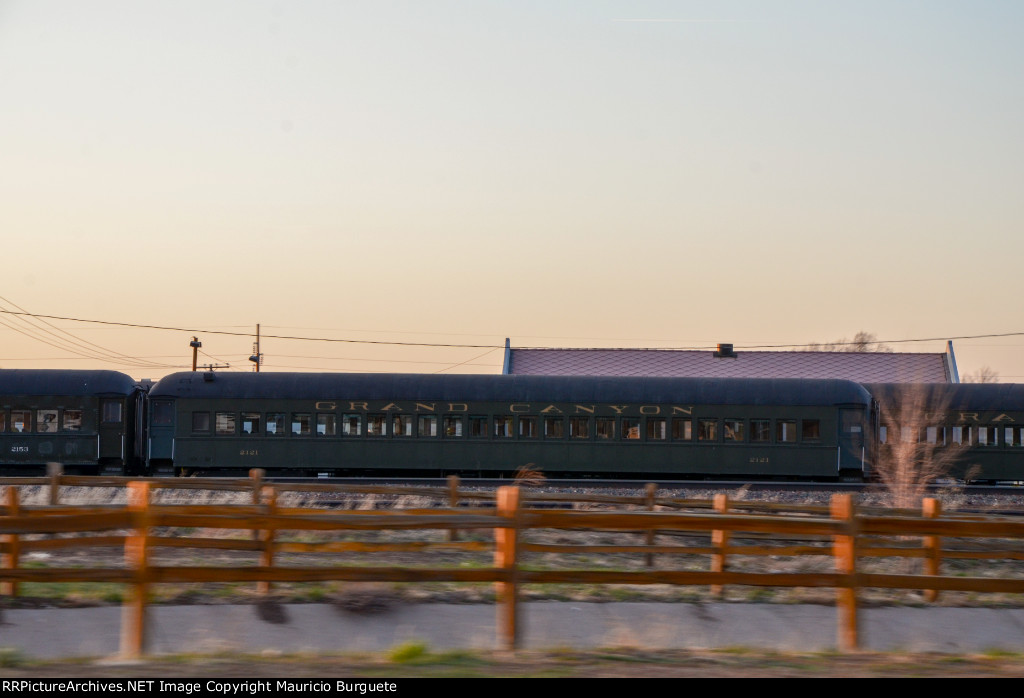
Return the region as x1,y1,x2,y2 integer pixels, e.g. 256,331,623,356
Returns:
3,477,1024,658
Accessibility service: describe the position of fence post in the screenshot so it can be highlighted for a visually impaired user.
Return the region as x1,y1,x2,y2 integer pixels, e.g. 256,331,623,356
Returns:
249,469,265,543
47,462,63,506
448,475,460,542
711,494,730,598
121,481,152,659
258,485,277,596
495,485,521,651
644,483,657,567
923,498,942,603
1,487,20,597
831,493,860,652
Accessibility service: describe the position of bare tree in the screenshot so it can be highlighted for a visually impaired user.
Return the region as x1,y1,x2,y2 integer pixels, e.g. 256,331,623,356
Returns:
805,331,893,353
962,366,999,384
872,385,962,510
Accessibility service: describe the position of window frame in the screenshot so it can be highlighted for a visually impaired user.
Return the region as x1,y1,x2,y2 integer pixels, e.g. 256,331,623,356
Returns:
646,417,666,441
518,415,538,439
215,412,237,436
317,413,337,437
418,415,438,437
801,419,821,443
671,418,692,441
191,411,211,434
63,409,83,432
392,414,414,437
266,412,286,437
697,418,718,442
750,419,771,443
544,416,565,439
723,419,745,443
241,412,261,435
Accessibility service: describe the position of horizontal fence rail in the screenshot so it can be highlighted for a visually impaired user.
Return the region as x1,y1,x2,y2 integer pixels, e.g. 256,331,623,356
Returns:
3,472,1024,657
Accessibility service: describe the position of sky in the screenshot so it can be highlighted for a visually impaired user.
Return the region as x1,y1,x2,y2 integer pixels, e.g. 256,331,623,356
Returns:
1,1,1022,382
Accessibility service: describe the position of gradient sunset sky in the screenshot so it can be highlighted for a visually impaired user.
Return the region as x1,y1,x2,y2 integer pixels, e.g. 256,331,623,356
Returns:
1,1,1021,381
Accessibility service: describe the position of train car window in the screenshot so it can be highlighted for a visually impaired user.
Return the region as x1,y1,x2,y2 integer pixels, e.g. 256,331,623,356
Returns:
750,419,770,442
266,413,286,436
63,407,83,429
544,416,564,439
102,401,122,424
241,412,261,435
977,426,997,446
900,426,915,443
468,416,488,438
723,419,744,442
1006,427,1023,447
494,416,513,438
151,401,174,426
697,419,718,441
622,418,640,440
11,410,30,433
444,415,463,437
215,413,236,435
950,426,970,446
776,420,796,443
0,411,4,432
393,415,414,437
518,416,537,438
418,415,438,437
570,417,590,439
801,420,821,442
317,414,336,436
291,413,312,436
596,417,615,440
343,414,362,436
646,418,666,441
37,409,58,433
192,412,211,433
671,418,692,441
367,414,386,436
922,426,943,445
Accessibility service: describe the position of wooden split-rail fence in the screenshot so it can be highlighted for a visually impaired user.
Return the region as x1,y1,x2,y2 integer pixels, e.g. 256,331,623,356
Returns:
3,469,1024,657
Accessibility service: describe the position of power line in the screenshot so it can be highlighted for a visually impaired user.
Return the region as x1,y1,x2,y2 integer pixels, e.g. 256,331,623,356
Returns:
0,299,180,369
0,310,501,348
4,308,1024,352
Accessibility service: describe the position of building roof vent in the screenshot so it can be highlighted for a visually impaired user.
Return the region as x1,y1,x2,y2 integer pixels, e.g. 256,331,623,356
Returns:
714,343,737,359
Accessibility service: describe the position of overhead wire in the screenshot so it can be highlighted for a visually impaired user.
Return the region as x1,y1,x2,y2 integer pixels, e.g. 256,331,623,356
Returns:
0,298,181,369
5,308,1024,350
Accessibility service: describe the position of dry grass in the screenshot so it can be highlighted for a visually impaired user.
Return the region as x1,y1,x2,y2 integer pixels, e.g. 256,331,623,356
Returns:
4,647,1024,678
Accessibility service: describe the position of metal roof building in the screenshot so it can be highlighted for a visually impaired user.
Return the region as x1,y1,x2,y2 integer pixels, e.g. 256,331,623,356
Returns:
501,341,958,384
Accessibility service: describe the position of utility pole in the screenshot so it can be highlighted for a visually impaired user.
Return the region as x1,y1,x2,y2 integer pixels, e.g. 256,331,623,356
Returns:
249,324,262,372
190,337,201,372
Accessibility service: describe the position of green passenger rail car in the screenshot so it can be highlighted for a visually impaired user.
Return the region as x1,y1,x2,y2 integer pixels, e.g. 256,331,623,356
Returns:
146,372,873,479
0,369,144,475
867,383,1024,483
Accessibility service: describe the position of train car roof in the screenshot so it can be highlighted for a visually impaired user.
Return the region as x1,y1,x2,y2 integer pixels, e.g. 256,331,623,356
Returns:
865,383,1024,412
0,369,139,396
150,372,873,406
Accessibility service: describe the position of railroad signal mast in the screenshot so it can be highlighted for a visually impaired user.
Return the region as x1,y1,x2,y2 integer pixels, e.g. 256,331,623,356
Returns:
189,336,228,372
249,323,262,373
190,337,201,372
